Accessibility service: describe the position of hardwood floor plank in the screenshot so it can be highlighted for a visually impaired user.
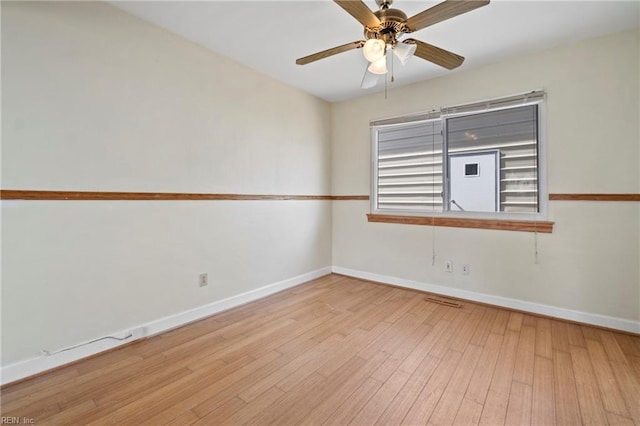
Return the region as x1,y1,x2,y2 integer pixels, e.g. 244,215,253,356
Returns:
464,332,503,406
192,396,246,425
566,322,587,348
0,365,81,404
570,344,608,424
507,312,524,332
1,354,145,412
220,312,337,363
384,293,427,324
630,355,640,382
584,339,632,419
3,274,639,425
397,321,445,375
402,349,463,425
513,325,536,386
599,330,631,364
270,351,387,425
608,358,640,423
423,303,451,327
551,321,570,353
490,309,510,335
237,336,335,403
453,397,483,425
376,355,441,425
220,386,285,425
165,409,200,425
469,307,498,347
350,369,412,424
357,297,411,331
429,344,483,425
118,352,280,424
522,314,537,328
283,326,383,387
429,308,472,359
535,318,553,359
246,372,327,425
93,366,195,413
449,307,484,352
581,325,602,342
4,352,180,417
531,356,555,425
614,333,640,357
300,352,389,425
553,350,583,425
35,398,97,425
370,323,431,382
276,305,366,350
479,329,520,425
604,411,636,425
186,346,323,420
504,381,532,426
323,378,382,426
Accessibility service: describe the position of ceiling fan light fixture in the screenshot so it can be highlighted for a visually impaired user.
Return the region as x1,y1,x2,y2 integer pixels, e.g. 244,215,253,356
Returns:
393,42,417,65
362,38,386,62
368,56,388,75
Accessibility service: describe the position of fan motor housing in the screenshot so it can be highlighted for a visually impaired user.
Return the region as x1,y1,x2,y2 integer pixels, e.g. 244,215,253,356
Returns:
365,8,408,43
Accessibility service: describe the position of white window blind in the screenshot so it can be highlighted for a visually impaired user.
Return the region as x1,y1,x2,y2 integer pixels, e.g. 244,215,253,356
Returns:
376,121,443,211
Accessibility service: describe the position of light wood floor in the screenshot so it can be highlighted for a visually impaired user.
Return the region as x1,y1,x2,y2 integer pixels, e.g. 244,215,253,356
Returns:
2,274,640,425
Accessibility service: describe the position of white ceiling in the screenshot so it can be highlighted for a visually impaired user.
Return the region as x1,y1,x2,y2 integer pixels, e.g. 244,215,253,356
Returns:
111,1,639,103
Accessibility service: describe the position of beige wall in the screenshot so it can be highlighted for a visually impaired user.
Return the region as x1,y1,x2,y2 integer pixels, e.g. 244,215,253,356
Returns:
1,2,332,365
332,28,640,323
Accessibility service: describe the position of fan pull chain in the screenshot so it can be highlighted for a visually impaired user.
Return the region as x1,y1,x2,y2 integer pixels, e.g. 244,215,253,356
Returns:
384,71,388,100
384,50,389,100
391,51,395,83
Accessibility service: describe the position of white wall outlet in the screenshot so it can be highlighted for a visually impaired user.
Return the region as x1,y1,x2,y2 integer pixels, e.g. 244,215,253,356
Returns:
462,264,470,275
199,273,208,287
445,260,453,273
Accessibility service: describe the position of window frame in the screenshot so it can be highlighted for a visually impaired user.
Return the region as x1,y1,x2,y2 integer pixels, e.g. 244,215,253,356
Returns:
371,93,548,223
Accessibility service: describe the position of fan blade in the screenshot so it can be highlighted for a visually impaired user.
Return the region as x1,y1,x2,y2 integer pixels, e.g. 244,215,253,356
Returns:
296,41,365,65
334,0,381,29
406,0,490,32
406,39,464,70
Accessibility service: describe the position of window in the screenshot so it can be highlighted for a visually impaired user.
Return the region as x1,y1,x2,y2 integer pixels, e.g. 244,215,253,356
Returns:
371,91,546,223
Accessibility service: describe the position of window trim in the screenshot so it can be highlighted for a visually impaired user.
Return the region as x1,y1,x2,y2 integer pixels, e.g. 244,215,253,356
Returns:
370,91,548,226
367,213,554,233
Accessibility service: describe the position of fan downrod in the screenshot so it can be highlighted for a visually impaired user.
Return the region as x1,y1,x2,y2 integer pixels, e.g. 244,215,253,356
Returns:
375,0,393,9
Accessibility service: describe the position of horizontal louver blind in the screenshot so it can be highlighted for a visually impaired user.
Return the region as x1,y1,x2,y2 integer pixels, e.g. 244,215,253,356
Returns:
377,121,443,211
446,105,538,213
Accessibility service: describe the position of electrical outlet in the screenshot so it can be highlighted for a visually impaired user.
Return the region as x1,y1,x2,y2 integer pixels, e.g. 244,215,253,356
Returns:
445,260,453,273
199,273,208,287
462,264,470,275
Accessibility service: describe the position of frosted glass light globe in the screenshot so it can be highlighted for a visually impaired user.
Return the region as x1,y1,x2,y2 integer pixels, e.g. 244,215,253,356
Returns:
363,39,386,62
368,56,388,75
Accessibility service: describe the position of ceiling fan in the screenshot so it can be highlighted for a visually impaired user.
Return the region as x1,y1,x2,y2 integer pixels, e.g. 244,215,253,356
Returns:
296,0,490,81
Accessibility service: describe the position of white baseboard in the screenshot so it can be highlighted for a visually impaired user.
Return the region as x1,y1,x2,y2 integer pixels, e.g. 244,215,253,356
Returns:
332,266,640,334
0,267,332,386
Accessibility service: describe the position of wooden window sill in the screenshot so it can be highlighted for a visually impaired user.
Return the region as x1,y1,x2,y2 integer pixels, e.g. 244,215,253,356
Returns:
367,214,554,233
